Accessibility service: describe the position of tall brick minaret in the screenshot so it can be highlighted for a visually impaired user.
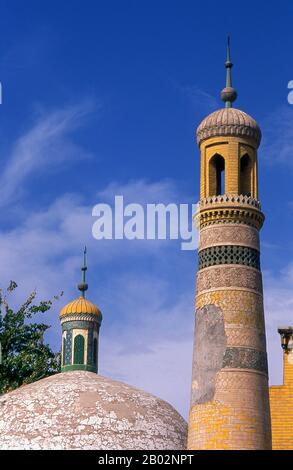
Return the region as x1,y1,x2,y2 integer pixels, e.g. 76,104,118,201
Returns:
188,38,272,450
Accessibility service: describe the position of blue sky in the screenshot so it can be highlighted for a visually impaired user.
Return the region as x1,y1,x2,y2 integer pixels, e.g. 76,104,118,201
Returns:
1,0,293,418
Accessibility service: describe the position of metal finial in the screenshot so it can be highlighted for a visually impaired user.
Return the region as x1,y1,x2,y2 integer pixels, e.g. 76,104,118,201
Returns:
220,35,237,108
78,246,88,297
226,35,232,87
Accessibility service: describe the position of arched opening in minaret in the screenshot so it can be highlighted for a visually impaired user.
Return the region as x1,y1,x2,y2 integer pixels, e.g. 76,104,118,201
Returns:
74,334,85,365
240,153,253,196
209,154,225,196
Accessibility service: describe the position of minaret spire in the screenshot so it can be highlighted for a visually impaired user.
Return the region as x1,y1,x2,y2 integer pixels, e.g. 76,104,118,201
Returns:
78,246,88,298
226,35,232,88
221,35,237,108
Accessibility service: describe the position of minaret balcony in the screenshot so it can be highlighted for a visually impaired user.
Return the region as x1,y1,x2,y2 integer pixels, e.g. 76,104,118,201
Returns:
194,193,264,230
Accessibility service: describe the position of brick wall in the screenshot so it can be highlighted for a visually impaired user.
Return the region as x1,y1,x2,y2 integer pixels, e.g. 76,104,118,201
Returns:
270,351,293,450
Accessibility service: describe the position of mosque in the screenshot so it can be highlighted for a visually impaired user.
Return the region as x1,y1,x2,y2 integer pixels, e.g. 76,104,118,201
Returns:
0,39,292,450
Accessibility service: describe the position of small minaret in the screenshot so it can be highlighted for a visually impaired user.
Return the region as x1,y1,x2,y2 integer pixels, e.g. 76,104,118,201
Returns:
188,38,271,449
59,247,102,373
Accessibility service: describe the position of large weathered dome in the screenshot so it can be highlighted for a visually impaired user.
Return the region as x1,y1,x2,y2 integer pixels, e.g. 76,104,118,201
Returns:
0,371,187,450
196,107,261,148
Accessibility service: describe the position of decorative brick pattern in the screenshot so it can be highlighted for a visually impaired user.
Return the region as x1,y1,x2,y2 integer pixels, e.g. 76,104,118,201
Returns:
196,265,263,295
198,245,260,270
199,194,261,210
222,347,268,374
196,207,264,230
214,370,271,422
196,290,265,331
199,224,260,251
225,326,266,351
215,369,268,391
60,313,101,324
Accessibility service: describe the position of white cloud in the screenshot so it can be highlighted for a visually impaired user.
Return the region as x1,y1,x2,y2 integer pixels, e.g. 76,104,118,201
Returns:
0,100,94,208
261,106,293,167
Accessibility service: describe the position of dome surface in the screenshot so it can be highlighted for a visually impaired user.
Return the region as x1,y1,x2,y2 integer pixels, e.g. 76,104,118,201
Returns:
59,296,102,319
196,107,261,148
0,371,187,450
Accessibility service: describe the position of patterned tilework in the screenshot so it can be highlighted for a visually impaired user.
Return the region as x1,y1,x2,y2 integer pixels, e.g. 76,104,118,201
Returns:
225,326,266,351
62,320,95,331
198,245,260,270
196,290,265,331
87,329,93,366
62,319,99,373
199,224,260,251
222,347,268,374
215,369,268,392
197,207,264,230
65,330,72,366
196,265,263,295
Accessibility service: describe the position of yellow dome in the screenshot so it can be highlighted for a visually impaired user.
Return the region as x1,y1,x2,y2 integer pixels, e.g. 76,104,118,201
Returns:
59,296,102,319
